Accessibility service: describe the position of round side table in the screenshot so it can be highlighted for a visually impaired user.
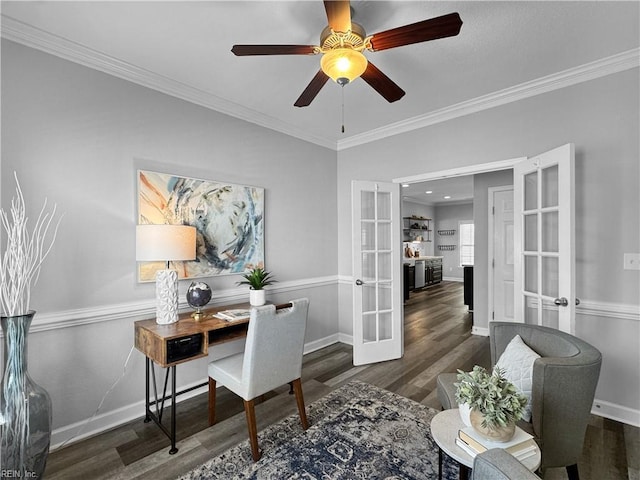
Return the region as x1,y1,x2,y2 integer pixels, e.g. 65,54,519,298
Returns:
430,409,541,480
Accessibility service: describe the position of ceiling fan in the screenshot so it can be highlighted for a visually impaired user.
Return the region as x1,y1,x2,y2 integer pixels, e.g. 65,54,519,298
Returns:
231,0,463,107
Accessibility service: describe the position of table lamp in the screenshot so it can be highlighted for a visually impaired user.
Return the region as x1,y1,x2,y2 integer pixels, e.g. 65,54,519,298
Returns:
136,224,197,324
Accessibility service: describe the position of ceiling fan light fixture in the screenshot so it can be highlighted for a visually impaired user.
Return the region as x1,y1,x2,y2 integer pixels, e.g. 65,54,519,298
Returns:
321,48,368,84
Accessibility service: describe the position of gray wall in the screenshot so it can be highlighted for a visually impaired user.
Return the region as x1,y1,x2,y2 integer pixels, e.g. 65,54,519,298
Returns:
1,36,638,440
337,68,640,421
1,40,339,441
434,202,474,280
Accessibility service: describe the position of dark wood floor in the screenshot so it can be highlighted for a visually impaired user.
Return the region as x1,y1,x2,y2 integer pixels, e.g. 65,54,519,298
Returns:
45,282,638,479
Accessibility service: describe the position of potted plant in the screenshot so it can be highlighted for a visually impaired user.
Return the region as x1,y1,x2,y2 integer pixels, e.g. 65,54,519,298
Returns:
0,173,61,477
237,266,275,306
455,365,527,442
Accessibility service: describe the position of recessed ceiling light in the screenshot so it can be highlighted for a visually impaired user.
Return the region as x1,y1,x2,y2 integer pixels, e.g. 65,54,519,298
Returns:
444,195,451,199
425,190,433,194
402,184,410,188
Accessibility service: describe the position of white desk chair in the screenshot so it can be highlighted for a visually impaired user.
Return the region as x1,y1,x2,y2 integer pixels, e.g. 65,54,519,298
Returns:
207,298,310,461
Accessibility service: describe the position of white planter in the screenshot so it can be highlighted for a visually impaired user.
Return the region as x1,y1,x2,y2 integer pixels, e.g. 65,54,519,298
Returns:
459,402,472,427
249,289,266,306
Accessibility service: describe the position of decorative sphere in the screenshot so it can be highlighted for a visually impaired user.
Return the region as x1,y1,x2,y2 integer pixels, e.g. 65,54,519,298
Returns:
186,281,212,309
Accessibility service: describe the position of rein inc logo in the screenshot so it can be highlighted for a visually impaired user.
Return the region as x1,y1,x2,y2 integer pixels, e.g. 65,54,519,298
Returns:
1,471,37,478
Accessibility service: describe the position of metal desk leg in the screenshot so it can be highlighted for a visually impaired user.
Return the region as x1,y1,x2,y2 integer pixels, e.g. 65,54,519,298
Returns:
142,357,179,455
169,366,178,454
459,464,469,480
144,357,151,423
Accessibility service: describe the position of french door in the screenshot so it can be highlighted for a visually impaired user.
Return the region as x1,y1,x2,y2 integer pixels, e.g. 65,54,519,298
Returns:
351,180,403,365
514,144,576,333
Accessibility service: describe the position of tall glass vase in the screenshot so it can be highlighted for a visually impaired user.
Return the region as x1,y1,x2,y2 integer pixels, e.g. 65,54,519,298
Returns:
1,311,52,478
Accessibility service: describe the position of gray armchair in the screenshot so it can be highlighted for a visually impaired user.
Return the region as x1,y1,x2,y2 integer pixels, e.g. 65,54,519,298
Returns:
437,322,602,480
472,449,539,480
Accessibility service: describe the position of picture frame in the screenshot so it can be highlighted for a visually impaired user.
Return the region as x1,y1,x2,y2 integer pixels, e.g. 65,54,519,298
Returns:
137,169,265,282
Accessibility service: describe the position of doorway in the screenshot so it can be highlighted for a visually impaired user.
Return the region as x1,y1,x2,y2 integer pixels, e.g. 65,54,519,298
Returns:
394,157,522,334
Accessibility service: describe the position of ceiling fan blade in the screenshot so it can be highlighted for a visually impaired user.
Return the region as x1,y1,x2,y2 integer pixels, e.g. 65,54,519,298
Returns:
231,45,317,56
369,12,463,52
294,70,330,107
360,62,405,103
323,0,352,32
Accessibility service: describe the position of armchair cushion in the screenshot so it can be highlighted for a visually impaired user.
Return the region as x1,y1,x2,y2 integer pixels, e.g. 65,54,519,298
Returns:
495,335,540,422
437,372,459,410
472,448,539,480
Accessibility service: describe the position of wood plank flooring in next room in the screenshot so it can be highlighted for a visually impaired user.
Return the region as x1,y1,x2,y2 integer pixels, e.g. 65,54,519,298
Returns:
45,281,638,480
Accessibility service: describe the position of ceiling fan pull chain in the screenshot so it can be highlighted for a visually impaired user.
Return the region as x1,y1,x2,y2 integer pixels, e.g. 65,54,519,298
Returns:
341,84,345,133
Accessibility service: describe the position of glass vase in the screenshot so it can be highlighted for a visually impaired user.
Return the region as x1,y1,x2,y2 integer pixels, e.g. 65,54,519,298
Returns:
1,311,52,478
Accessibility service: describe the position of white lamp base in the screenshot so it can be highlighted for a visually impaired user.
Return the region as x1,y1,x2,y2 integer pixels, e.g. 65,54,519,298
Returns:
156,269,179,324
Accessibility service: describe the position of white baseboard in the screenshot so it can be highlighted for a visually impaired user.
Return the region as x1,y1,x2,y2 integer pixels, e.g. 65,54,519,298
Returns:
50,379,209,450
442,276,464,283
303,333,341,355
592,398,640,427
51,333,342,450
471,326,489,336
338,333,353,345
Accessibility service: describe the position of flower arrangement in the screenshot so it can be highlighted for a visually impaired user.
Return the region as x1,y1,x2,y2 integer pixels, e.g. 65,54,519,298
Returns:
236,266,276,290
455,365,527,430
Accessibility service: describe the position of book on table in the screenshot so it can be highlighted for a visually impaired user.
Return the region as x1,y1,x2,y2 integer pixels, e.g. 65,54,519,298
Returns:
214,309,251,321
456,426,537,461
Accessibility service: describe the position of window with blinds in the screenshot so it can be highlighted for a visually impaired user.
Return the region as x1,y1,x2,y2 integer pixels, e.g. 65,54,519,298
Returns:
459,221,474,266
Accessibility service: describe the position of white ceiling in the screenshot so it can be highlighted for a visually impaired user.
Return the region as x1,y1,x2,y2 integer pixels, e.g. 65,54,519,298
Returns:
402,175,474,205
1,0,639,155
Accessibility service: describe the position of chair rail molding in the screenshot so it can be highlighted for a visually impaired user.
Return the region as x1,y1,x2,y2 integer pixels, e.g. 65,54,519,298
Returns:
0,275,339,336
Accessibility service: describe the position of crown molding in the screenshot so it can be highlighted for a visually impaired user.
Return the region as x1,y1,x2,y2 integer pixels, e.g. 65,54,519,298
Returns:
2,15,638,152
0,15,337,150
337,48,640,151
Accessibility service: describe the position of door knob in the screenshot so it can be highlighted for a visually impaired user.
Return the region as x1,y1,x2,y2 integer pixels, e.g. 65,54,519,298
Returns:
355,279,364,286
554,297,569,307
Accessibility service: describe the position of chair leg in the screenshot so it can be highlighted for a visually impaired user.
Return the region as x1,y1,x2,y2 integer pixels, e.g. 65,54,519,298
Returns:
208,378,216,426
566,464,580,480
243,399,262,462
291,378,309,430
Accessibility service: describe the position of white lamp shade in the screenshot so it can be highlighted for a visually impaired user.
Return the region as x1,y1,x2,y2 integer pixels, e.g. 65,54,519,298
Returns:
136,224,197,262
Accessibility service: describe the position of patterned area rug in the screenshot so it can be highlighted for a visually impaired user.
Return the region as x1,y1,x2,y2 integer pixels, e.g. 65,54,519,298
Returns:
179,381,459,479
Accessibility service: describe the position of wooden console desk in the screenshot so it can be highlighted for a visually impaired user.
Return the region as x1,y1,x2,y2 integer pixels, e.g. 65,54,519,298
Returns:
134,303,251,454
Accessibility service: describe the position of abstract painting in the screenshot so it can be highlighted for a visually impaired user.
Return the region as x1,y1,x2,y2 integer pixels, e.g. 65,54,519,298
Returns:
137,170,264,281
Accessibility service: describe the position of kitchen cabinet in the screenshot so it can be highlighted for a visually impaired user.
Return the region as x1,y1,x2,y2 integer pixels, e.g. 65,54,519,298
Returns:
464,266,473,311
406,257,443,292
403,264,414,302
425,257,443,286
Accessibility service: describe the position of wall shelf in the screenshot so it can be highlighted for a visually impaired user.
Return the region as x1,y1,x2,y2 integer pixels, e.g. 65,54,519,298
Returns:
403,216,432,242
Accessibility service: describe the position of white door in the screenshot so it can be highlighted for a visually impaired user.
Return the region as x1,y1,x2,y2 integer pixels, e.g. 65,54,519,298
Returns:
514,144,576,333
489,187,515,322
352,180,403,366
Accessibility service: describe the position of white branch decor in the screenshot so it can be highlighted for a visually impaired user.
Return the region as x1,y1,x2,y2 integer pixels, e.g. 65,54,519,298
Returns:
0,172,62,316
0,172,61,477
